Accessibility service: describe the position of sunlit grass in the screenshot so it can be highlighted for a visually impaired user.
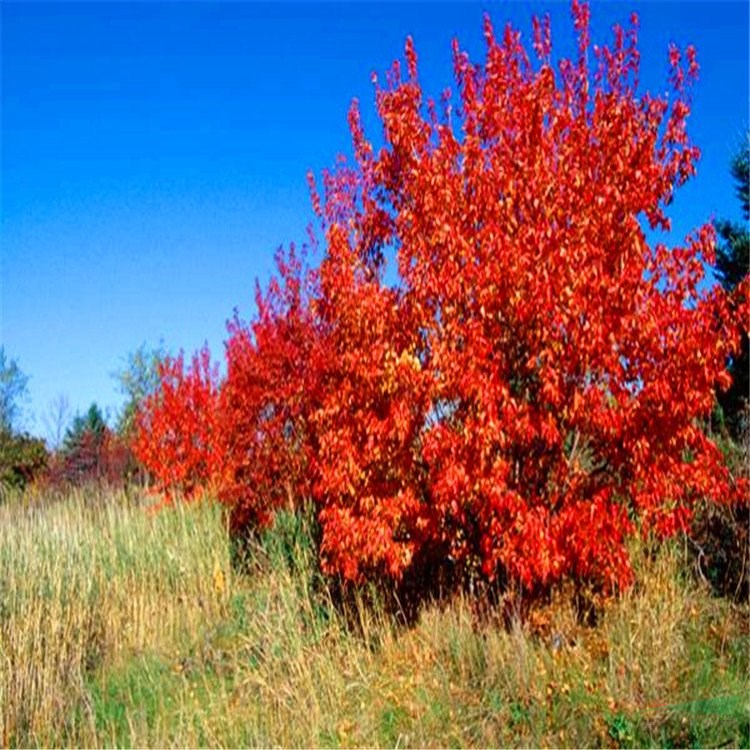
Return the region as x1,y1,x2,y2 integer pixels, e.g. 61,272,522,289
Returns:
1,486,748,748
0,488,232,746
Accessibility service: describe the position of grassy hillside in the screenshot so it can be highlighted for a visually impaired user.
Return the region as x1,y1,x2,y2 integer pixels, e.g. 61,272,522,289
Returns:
1,487,748,748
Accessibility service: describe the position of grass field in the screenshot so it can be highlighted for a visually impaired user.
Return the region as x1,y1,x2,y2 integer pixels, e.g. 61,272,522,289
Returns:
1,486,748,748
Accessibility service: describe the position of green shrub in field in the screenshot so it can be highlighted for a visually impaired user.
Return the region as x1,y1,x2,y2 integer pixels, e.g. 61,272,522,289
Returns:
0,429,48,492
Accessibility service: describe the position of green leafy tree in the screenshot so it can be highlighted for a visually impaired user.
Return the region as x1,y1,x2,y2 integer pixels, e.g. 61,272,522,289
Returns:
714,139,749,439
0,347,29,435
0,350,48,492
113,343,167,437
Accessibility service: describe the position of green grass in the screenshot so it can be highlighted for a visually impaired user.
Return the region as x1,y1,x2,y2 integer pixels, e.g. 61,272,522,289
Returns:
1,486,748,748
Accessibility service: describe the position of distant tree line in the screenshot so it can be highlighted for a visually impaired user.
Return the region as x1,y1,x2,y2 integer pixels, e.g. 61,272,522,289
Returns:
0,342,165,493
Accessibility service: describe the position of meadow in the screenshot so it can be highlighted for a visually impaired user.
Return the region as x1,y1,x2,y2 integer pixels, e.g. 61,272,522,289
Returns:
1,486,748,748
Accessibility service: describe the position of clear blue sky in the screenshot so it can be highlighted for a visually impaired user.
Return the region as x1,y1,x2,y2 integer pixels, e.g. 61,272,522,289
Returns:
1,1,748,438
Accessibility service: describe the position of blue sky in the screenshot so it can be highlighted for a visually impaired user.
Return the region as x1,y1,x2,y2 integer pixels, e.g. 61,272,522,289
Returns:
1,1,748,438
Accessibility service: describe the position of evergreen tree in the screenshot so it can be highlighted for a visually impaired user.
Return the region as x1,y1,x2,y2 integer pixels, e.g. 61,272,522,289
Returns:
59,403,108,482
715,139,749,439
63,403,107,451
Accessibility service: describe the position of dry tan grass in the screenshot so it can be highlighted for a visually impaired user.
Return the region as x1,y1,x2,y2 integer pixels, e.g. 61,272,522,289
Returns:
1,487,747,748
0,488,232,746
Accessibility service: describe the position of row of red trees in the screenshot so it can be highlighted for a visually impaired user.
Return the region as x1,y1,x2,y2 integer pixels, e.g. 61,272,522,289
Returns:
134,3,748,595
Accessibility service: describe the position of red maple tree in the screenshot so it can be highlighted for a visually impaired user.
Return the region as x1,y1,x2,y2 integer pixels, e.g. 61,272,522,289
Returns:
134,2,748,595
133,347,225,500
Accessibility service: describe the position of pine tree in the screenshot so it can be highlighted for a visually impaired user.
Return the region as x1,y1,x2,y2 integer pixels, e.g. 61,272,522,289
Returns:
715,139,749,439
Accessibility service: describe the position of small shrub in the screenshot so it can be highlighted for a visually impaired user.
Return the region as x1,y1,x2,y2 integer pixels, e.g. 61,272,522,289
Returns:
0,430,48,493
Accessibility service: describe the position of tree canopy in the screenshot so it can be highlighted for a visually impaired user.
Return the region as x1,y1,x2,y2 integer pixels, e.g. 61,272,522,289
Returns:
134,4,748,597
0,347,29,435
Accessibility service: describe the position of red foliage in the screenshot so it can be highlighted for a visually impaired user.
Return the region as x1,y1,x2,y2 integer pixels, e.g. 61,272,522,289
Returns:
133,347,225,499
133,3,748,595
46,430,131,488
220,247,319,530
